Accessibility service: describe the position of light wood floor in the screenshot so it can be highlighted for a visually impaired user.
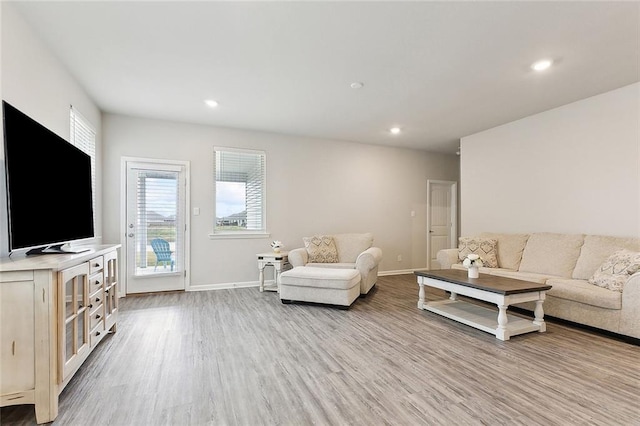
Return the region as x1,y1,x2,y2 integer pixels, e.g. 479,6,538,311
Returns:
2,274,639,425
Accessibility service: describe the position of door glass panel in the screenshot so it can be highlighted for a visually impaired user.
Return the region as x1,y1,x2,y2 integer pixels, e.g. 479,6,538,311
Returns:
65,280,74,320
65,321,74,361
76,277,85,310
77,314,86,348
133,170,180,276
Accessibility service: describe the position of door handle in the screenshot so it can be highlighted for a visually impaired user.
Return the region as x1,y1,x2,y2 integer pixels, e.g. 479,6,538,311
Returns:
429,230,434,233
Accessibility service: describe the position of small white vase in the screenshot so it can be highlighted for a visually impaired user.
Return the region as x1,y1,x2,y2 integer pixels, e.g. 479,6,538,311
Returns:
273,247,281,253
468,266,479,279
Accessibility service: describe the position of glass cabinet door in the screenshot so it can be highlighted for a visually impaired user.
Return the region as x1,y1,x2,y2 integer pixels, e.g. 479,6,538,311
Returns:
59,262,90,381
104,251,118,329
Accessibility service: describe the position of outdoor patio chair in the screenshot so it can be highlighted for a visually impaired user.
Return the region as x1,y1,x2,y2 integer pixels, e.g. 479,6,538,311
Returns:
151,238,174,271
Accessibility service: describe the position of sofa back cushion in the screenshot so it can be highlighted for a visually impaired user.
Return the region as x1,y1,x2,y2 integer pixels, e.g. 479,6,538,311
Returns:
479,232,529,270
572,235,640,280
332,233,374,263
518,233,584,277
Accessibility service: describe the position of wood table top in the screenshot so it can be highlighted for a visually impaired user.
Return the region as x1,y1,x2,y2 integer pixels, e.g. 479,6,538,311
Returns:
415,269,552,295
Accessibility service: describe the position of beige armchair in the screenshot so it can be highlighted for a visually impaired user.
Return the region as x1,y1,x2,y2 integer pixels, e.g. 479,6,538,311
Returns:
288,233,383,295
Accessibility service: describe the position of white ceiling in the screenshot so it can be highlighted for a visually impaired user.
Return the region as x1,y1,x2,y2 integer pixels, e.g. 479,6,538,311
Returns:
12,1,640,153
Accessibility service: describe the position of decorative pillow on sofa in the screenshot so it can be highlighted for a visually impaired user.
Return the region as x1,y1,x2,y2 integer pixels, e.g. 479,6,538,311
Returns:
303,235,339,263
588,249,640,292
458,237,499,268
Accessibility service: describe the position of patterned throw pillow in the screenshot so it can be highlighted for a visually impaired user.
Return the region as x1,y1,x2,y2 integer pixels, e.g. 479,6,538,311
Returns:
303,235,339,263
588,249,640,292
458,237,499,268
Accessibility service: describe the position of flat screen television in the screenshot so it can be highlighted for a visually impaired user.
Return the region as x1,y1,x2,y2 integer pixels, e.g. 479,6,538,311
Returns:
3,101,94,255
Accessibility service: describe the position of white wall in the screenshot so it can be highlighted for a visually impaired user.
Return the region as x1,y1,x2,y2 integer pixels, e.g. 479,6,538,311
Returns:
0,3,103,256
460,83,640,238
102,114,459,288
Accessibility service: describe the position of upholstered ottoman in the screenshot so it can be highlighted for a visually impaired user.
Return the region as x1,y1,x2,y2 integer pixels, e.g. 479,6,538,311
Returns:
279,267,361,308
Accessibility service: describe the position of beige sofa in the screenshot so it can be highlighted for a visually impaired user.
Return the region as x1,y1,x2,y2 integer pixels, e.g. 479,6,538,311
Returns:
437,232,640,339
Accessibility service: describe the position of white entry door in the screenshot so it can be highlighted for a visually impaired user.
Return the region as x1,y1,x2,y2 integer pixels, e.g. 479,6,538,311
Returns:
427,180,457,269
123,159,189,294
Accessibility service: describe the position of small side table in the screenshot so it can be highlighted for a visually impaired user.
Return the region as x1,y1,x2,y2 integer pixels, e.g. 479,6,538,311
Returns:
257,251,291,292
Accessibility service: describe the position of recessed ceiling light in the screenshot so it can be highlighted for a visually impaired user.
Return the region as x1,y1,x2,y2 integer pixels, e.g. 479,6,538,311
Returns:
204,99,219,108
350,82,364,89
531,59,553,71
390,127,401,135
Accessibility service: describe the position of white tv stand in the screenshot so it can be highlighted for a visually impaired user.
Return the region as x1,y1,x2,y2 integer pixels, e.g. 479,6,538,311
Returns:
0,244,120,424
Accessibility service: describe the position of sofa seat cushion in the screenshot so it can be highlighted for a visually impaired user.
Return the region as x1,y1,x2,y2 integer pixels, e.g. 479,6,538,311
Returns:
518,233,584,278
479,232,530,270
487,270,558,284
572,235,640,280
306,262,355,269
546,278,622,310
280,267,360,290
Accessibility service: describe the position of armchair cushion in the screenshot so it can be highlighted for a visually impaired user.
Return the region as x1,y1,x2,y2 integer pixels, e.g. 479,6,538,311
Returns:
332,233,374,263
303,235,339,263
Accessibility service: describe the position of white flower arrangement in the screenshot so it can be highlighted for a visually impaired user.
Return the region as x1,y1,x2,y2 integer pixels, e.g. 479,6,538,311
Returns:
462,253,484,268
270,240,283,250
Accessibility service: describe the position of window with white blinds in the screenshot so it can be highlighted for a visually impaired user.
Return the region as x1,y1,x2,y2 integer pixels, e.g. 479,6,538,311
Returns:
213,147,266,234
69,106,96,227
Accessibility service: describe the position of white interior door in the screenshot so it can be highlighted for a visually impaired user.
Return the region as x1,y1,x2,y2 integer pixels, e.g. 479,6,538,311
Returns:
427,180,457,269
124,159,188,294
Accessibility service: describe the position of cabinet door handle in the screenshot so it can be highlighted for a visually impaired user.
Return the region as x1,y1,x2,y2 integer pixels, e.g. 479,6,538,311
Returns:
88,304,93,309
96,298,101,302
95,280,100,285
94,263,100,267
96,314,101,320
96,331,101,336
12,341,15,355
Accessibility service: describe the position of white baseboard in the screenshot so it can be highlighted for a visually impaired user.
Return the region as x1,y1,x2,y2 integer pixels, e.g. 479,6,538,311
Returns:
188,280,271,292
189,269,430,292
378,268,427,276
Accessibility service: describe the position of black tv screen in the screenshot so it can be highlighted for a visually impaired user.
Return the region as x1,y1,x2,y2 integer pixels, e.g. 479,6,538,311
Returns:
3,101,94,254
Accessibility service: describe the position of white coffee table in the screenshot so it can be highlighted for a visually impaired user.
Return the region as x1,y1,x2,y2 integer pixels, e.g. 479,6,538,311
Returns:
415,269,551,341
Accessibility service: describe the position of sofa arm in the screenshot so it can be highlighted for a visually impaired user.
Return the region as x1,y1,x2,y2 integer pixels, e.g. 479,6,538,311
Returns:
619,271,640,339
288,248,308,267
356,247,383,273
436,248,459,269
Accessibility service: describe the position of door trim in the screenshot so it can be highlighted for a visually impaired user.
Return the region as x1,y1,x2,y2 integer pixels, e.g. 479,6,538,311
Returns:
426,180,457,270
120,157,191,296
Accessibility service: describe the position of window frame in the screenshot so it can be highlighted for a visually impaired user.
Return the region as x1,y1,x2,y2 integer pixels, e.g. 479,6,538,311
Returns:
209,146,269,239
